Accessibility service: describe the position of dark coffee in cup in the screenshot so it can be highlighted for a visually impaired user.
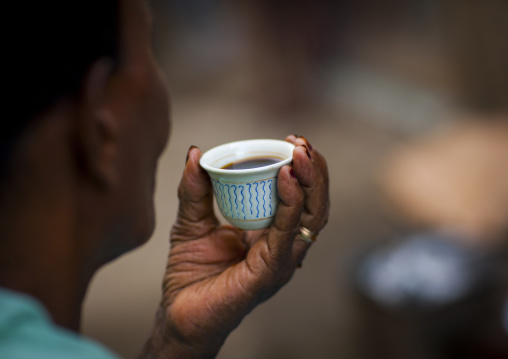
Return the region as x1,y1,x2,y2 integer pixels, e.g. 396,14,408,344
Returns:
200,139,295,229
221,156,281,170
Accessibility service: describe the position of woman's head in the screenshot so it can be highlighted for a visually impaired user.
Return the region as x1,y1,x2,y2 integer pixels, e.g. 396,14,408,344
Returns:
2,0,170,267
3,0,120,183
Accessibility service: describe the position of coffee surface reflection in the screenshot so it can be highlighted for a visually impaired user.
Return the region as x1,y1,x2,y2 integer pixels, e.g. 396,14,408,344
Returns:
221,157,281,170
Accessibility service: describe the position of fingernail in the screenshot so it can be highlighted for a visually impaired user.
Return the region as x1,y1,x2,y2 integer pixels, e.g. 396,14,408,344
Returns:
301,145,312,160
289,166,296,179
299,136,313,151
186,145,198,164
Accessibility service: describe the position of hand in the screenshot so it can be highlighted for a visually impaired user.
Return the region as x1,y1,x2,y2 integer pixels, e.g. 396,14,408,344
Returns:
140,136,329,359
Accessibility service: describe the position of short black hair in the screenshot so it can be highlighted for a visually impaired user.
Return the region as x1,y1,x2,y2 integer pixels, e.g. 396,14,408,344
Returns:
3,0,119,175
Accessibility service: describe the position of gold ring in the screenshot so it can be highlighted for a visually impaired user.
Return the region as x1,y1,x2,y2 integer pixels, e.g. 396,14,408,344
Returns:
297,226,316,244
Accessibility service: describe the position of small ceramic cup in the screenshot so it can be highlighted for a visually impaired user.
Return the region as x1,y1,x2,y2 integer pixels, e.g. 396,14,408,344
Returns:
200,139,295,230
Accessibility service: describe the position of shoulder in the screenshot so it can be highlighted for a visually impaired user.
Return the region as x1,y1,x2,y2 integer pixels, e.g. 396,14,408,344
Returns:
0,288,120,359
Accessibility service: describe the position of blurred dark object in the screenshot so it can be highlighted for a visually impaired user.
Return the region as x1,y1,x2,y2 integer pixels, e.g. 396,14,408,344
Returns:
355,231,492,309
360,115,508,359
352,231,508,359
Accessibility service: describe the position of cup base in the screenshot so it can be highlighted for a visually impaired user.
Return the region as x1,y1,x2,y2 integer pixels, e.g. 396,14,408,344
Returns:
225,217,275,231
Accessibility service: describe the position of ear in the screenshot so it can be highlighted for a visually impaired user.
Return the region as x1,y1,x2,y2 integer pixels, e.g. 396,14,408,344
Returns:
74,57,119,188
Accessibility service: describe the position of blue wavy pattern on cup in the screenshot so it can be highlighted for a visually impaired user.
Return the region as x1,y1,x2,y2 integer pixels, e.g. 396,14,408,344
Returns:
247,183,253,216
268,179,273,214
211,178,278,221
226,184,232,214
260,181,265,217
238,185,245,219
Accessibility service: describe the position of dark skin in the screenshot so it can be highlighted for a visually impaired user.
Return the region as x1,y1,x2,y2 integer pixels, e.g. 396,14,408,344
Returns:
0,0,329,358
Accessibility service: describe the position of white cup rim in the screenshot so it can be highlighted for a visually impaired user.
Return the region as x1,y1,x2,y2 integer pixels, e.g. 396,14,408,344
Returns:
200,139,294,175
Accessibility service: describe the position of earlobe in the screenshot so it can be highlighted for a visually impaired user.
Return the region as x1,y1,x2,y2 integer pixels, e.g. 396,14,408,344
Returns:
74,57,119,188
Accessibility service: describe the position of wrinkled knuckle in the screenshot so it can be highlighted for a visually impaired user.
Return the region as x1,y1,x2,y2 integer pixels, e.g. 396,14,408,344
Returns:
257,242,292,277
259,248,278,272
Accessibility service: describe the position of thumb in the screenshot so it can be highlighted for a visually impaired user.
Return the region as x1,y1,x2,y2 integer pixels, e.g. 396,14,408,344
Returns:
172,146,219,239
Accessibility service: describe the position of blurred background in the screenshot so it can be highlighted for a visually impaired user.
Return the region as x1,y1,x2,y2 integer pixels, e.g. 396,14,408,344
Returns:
82,0,508,358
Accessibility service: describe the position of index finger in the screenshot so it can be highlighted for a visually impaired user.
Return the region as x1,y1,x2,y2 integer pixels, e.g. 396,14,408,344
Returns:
172,146,219,240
